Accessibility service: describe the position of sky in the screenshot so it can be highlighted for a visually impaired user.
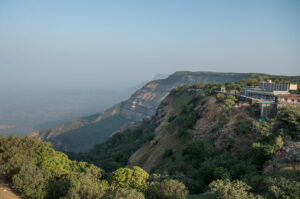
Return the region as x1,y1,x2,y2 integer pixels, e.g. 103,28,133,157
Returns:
0,0,300,90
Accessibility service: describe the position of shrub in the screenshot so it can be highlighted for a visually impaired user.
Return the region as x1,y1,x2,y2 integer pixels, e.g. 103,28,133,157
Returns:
251,142,275,166
277,106,300,138
58,172,108,199
220,95,237,113
213,167,230,180
209,179,262,199
110,166,149,191
264,177,300,199
168,98,198,137
163,149,174,159
183,140,214,161
103,188,145,199
12,163,51,199
216,93,225,102
146,179,188,199
235,121,252,135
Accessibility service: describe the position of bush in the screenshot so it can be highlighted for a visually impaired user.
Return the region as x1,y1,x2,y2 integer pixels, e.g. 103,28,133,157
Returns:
235,121,252,135
110,166,149,191
58,172,108,199
12,163,51,199
264,177,300,199
251,142,275,166
213,167,230,180
219,95,237,113
216,93,225,102
277,106,300,138
103,188,145,199
168,98,198,137
0,136,108,199
163,149,174,159
146,179,188,199
209,179,262,199
183,140,214,162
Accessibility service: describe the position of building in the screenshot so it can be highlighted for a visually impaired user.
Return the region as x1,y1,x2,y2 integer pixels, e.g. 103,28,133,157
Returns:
276,94,300,107
259,101,277,118
241,80,299,118
242,80,297,101
259,80,297,92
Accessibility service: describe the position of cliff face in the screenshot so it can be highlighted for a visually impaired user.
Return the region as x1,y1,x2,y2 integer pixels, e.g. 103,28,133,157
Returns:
97,71,259,122
32,71,260,152
127,90,255,172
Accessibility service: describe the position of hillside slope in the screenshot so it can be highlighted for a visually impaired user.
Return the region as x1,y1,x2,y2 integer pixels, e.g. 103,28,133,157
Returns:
32,71,266,152
127,86,300,195
74,81,300,197
127,89,255,172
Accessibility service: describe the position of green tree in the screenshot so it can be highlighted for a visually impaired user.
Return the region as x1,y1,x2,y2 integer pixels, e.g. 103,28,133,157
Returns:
59,172,108,199
213,167,230,180
220,95,237,112
110,166,149,191
103,188,145,199
146,179,188,199
12,163,51,199
209,179,262,199
264,177,300,199
216,93,225,102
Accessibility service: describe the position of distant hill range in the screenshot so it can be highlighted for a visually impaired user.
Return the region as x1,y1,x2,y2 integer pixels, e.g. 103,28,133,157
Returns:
31,71,272,152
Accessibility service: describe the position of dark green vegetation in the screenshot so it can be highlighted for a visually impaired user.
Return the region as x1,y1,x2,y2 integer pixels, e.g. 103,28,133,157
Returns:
69,119,155,172
0,136,189,199
168,97,198,137
40,114,132,152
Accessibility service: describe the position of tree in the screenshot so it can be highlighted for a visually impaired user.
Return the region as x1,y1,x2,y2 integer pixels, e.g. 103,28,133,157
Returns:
216,93,225,102
264,177,300,199
12,163,51,199
146,179,188,199
103,188,145,199
110,166,149,191
209,179,262,199
58,172,108,199
213,167,230,180
183,140,214,161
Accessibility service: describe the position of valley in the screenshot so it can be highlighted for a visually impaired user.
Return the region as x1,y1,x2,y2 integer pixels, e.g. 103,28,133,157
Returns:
32,71,265,152
1,75,299,198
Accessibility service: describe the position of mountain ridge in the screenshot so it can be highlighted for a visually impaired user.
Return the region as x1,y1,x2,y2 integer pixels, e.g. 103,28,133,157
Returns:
31,71,281,152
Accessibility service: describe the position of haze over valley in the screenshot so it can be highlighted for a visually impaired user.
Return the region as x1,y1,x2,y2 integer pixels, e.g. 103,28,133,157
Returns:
0,1,300,198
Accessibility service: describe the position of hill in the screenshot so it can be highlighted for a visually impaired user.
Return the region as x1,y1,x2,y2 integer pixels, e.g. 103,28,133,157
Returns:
2,78,300,198
32,71,265,152
71,80,300,197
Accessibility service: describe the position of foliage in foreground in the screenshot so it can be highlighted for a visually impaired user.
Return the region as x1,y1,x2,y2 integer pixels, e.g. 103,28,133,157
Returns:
0,136,189,199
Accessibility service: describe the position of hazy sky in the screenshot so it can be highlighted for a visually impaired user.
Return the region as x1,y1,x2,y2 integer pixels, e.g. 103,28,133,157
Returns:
1,0,300,90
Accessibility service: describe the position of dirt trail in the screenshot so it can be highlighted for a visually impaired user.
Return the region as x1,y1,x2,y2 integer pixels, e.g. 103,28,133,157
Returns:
0,176,20,199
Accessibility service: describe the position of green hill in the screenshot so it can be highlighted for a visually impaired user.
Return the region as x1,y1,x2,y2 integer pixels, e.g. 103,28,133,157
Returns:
32,72,300,153
2,76,300,199
32,71,268,152
71,79,300,198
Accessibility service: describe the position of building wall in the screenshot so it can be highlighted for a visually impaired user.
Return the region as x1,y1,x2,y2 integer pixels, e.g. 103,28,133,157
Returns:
259,82,290,92
277,95,300,103
289,84,298,91
259,103,277,118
